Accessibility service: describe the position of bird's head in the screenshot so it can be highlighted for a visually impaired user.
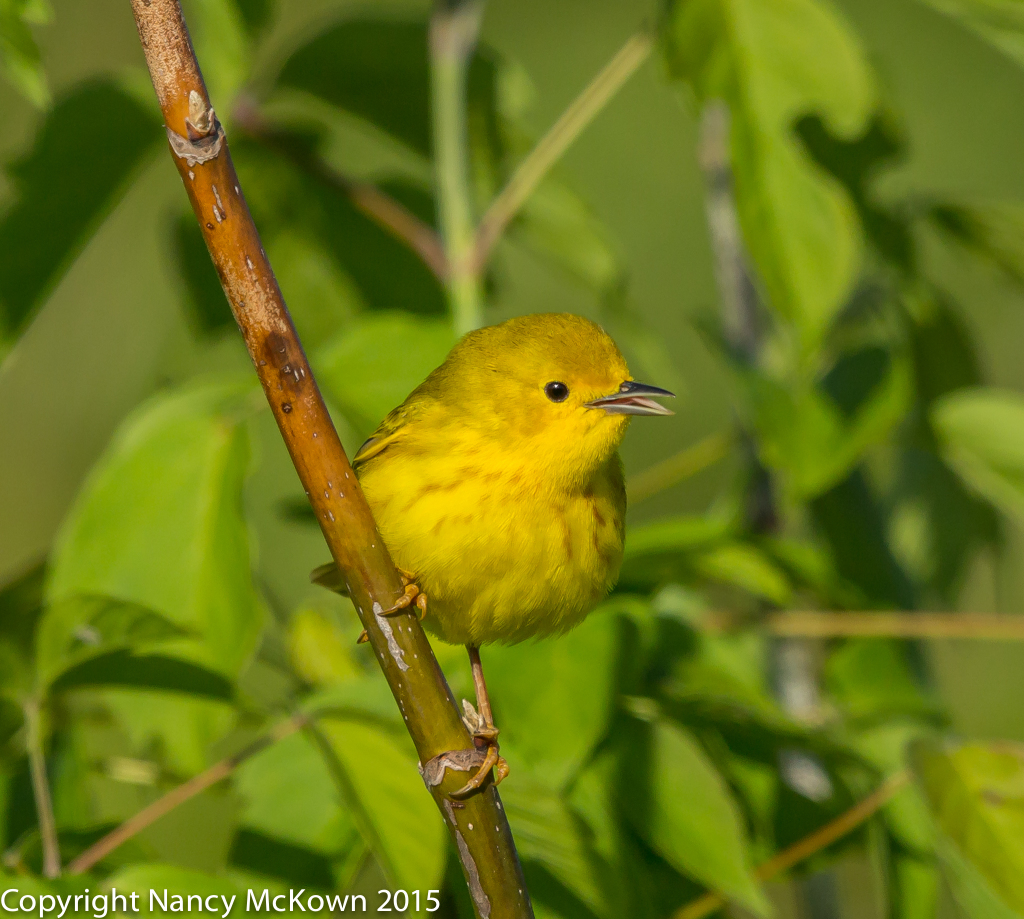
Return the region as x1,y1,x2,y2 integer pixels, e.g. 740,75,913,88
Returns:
435,313,674,487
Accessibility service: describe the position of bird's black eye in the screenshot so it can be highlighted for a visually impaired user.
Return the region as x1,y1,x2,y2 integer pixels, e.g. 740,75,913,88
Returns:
544,381,569,403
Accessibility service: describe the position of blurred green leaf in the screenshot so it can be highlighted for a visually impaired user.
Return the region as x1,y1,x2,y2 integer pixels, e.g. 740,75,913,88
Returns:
693,542,792,605
0,80,160,336
501,774,606,917
749,353,912,498
485,611,618,789
316,312,456,439
931,199,1024,287
47,379,263,679
182,0,251,102
0,0,51,107
911,740,1024,918
621,717,768,916
663,0,876,350
826,640,937,724
917,0,1024,71
170,211,234,338
287,606,362,687
273,18,499,164
104,864,245,917
316,718,445,894
236,730,356,855
34,595,188,691
933,387,1024,522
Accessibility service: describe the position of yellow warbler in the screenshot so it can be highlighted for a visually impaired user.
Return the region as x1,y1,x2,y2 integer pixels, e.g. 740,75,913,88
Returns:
315,313,672,793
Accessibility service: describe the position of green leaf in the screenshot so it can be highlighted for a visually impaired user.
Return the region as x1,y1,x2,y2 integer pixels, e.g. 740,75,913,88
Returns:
182,0,250,103
932,387,1024,522
47,379,263,679
0,0,51,107
170,211,235,337
501,774,606,917
916,0,1024,71
0,81,161,335
34,595,189,690
931,199,1024,288
693,542,792,605
274,18,499,163
484,611,618,789
103,865,245,917
663,0,876,350
235,729,356,855
316,718,445,894
748,354,912,498
622,718,768,916
911,740,1024,918
315,312,456,439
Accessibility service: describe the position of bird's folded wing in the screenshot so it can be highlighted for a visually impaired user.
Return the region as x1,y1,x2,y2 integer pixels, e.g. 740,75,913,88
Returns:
310,561,348,594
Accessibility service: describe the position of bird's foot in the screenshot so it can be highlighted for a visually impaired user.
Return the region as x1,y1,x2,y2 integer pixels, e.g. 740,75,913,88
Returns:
355,571,427,644
451,700,508,798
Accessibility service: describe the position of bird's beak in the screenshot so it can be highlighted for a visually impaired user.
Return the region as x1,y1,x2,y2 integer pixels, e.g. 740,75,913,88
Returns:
585,381,675,416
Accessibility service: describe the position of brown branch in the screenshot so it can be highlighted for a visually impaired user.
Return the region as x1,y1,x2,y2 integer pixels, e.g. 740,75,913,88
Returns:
673,772,909,919
703,610,1024,640
67,713,308,875
127,4,532,916
232,97,449,281
472,31,652,272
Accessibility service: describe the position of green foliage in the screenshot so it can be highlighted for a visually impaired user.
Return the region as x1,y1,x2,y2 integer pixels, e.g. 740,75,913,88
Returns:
3,0,1024,916
663,0,875,353
0,81,161,336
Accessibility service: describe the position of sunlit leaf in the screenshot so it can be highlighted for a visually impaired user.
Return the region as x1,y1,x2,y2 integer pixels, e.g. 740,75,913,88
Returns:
917,0,1024,71
0,0,51,107
911,740,1024,918
0,81,160,335
316,718,445,894
235,730,356,855
315,312,456,439
621,718,768,915
47,379,263,678
485,611,618,789
663,0,876,350
34,595,188,690
501,774,606,917
182,0,250,103
933,387,1024,522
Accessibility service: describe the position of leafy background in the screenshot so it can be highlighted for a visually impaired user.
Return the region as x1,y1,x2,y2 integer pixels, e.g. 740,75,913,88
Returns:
3,0,1024,917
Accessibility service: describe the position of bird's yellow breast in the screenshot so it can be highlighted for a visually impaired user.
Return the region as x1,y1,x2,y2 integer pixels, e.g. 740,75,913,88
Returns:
357,435,625,646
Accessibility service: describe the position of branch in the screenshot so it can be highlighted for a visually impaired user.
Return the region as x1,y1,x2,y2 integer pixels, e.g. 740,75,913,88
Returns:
673,772,909,919
23,699,59,878
430,0,487,334
472,31,652,271
626,430,732,504
67,713,308,875
232,97,448,281
128,4,532,916
703,610,1024,640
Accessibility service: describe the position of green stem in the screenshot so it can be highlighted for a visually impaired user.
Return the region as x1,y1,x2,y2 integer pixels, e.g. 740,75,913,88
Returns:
24,698,60,878
430,0,486,335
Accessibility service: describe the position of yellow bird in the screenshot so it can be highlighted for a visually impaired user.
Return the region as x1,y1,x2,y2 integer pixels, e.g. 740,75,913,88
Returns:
315,313,673,793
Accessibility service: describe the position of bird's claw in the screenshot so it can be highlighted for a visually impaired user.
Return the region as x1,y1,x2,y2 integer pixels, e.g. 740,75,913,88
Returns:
356,573,428,642
451,699,507,798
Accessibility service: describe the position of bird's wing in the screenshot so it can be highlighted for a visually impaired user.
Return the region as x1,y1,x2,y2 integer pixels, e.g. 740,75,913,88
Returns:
352,402,421,470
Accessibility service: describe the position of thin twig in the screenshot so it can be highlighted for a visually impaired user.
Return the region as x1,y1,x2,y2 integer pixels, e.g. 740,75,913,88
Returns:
703,610,1024,640
673,772,910,919
23,699,60,878
431,0,487,334
67,713,308,875
472,31,652,272
232,97,448,281
626,430,732,504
